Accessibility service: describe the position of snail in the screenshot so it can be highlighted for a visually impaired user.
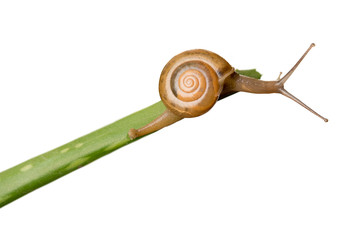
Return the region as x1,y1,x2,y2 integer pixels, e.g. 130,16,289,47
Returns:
128,43,327,140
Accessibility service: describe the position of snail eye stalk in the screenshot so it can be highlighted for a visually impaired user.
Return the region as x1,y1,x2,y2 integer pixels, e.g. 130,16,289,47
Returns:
276,43,328,122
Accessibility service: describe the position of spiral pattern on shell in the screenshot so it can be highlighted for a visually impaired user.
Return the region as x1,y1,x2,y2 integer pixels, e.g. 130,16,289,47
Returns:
159,49,234,118
176,67,206,101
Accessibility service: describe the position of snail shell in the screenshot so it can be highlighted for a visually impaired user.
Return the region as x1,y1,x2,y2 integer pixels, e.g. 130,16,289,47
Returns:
159,49,234,118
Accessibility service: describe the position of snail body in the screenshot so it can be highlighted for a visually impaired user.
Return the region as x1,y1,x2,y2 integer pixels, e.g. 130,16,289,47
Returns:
128,44,327,140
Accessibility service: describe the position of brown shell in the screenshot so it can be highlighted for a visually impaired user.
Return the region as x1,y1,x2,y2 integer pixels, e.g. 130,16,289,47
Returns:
159,49,234,118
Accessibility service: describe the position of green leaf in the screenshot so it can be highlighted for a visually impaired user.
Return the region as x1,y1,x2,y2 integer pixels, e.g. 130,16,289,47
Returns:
236,69,262,79
0,68,262,208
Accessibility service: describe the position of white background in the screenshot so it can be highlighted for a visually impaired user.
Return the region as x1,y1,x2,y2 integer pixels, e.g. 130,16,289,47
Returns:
0,0,347,239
